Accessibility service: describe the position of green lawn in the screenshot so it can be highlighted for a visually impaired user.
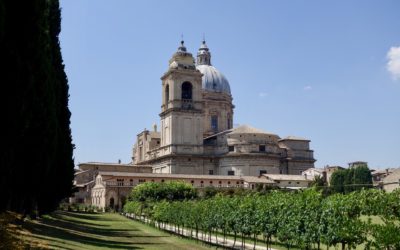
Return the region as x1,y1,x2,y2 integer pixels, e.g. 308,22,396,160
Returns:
4,211,211,249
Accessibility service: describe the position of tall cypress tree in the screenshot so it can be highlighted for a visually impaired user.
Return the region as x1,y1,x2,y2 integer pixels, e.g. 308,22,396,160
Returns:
37,0,75,214
0,0,74,215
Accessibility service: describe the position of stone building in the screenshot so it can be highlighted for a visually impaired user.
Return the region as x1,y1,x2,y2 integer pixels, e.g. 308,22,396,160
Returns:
132,40,316,176
381,168,400,192
72,40,316,210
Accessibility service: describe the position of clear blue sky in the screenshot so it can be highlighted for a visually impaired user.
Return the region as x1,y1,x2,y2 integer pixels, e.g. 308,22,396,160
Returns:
60,0,400,169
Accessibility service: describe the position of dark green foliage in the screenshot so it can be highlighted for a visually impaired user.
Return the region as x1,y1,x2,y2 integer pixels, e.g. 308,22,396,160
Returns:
310,175,326,189
0,0,74,215
354,165,373,190
129,181,197,202
330,166,373,194
330,170,346,193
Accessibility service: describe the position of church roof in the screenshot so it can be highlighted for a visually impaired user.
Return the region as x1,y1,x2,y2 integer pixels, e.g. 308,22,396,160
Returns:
242,176,276,184
98,172,277,184
263,174,311,181
279,136,310,141
229,125,277,136
98,172,243,180
196,65,231,95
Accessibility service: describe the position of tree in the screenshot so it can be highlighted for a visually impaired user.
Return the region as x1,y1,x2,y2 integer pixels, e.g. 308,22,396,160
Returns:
330,170,346,193
330,166,373,194
0,0,74,215
353,165,373,191
129,181,197,203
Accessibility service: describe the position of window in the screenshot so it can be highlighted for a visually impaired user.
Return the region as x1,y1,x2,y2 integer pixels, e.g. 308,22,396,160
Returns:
210,181,213,184
165,84,169,103
288,181,292,184
211,116,218,131
227,118,231,129
208,169,214,175
161,179,165,183
139,179,146,183
228,146,234,152
181,82,192,100
130,179,133,186
188,158,191,161
259,145,266,152
200,180,204,187
117,179,124,186
228,170,235,176
259,170,267,175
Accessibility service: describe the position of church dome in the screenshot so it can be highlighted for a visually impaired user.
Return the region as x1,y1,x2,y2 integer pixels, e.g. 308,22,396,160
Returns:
196,64,231,94
196,40,231,95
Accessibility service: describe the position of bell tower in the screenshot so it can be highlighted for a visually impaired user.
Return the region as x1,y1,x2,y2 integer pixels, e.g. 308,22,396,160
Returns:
159,41,204,157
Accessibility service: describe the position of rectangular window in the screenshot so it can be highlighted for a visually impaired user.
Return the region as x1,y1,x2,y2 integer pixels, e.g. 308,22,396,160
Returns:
228,170,235,176
259,145,266,152
211,116,218,131
208,169,214,175
228,146,234,152
117,179,124,186
259,170,267,175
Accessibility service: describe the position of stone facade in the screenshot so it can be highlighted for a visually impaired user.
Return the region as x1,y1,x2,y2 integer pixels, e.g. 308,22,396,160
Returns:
381,168,400,192
132,40,316,175
89,171,313,210
70,162,152,205
72,40,317,210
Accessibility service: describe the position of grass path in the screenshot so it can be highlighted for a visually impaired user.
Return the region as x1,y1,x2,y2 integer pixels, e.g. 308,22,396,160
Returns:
5,211,212,249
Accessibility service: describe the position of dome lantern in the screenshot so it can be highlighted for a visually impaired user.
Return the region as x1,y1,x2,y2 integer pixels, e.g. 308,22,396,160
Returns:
196,40,211,66
195,40,231,95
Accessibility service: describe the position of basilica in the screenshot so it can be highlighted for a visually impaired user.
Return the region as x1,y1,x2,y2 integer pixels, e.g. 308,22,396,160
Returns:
132,40,315,176
72,40,316,210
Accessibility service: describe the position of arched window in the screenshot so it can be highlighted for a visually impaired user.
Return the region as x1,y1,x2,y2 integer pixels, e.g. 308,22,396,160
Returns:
165,84,169,104
211,116,218,131
109,197,115,208
227,115,232,129
181,82,192,100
